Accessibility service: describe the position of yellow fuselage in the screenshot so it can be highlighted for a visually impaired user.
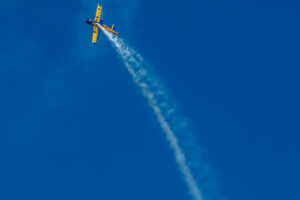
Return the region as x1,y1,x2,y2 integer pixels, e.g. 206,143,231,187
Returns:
102,24,119,35
89,22,119,36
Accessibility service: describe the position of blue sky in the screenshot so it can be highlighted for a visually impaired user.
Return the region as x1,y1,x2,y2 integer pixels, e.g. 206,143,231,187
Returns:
1,0,300,200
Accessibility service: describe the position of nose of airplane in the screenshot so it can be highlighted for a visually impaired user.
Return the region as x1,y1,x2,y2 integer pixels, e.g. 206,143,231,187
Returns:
85,18,92,23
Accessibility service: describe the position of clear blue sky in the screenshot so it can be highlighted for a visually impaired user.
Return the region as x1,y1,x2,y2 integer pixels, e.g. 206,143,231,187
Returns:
0,0,299,199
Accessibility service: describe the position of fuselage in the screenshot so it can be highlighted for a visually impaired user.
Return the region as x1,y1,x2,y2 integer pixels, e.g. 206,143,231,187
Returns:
86,18,119,35
86,18,102,26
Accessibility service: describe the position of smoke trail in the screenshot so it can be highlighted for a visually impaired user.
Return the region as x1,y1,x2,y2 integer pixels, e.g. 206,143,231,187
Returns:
99,26,203,200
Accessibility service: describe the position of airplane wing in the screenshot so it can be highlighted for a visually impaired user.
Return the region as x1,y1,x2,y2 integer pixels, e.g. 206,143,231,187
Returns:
92,4,102,44
92,25,99,44
94,4,102,23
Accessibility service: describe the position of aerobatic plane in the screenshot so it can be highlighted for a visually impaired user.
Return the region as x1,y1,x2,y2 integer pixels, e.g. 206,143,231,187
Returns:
86,4,119,44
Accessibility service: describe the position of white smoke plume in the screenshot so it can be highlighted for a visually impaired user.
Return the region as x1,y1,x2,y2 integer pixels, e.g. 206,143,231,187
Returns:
99,25,204,200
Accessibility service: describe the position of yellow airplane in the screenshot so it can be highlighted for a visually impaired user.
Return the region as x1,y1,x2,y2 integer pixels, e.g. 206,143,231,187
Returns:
86,4,119,44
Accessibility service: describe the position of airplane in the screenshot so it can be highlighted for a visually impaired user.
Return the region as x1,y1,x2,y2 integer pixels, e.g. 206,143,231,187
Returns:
86,4,119,44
